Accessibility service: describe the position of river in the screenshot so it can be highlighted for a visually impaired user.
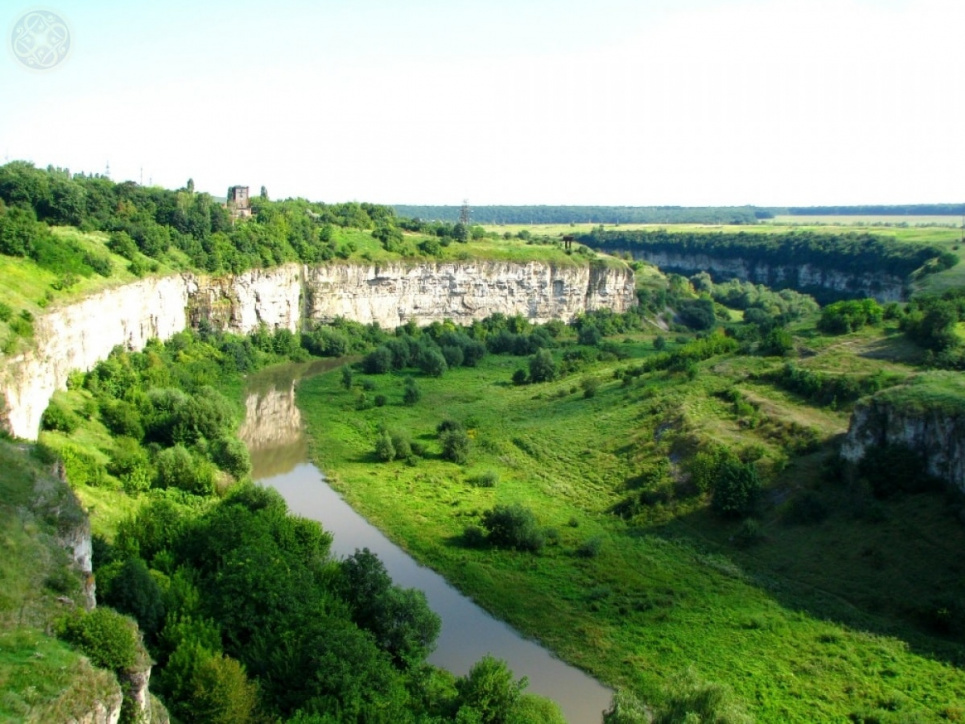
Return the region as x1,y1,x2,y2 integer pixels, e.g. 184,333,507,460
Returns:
239,359,613,724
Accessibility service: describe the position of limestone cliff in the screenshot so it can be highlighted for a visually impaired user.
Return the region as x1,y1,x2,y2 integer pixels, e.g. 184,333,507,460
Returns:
624,249,905,302
841,373,965,492
1,260,635,439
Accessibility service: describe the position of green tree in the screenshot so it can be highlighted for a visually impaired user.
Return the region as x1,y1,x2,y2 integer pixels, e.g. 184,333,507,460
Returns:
603,690,650,724
456,656,526,724
711,458,761,519
440,427,470,464
375,431,396,462
481,504,544,552
403,377,421,405
99,556,166,639
528,349,557,383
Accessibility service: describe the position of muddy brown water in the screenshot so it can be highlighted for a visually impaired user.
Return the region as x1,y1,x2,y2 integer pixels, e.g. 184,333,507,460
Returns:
240,360,613,724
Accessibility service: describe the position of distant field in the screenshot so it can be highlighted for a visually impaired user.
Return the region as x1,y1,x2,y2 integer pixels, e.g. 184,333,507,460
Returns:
772,214,964,227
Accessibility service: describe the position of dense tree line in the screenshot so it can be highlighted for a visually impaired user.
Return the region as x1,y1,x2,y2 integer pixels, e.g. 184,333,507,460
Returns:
578,229,956,300
393,205,763,225
778,204,965,216
0,161,403,275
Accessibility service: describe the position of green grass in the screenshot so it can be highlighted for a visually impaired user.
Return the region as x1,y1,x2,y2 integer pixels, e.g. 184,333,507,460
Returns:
296,329,965,721
0,227,185,356
871,371,965,417
0,441,122,723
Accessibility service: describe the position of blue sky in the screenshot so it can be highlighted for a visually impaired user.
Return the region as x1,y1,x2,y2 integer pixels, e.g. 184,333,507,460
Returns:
2,0,962,206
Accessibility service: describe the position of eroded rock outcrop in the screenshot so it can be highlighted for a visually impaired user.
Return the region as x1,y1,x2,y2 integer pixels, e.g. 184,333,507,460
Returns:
1,260,635,439
841,373,965,492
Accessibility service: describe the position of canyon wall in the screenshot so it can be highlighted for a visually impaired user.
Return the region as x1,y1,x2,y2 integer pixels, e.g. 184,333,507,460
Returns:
840,374,965,493
622,249,906,302
1,261,635,439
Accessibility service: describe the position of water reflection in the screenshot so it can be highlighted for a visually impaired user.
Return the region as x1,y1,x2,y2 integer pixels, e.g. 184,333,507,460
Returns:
240,362,613,724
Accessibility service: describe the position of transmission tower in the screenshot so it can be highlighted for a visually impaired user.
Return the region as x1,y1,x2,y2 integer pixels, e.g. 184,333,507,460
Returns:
459,199,471,227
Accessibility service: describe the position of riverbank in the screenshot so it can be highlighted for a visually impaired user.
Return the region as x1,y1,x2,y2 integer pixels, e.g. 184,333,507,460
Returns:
296,349,965,721
237,359,613,723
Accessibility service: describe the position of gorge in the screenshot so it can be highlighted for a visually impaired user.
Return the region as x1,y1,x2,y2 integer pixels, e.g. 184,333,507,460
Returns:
0,260,635,439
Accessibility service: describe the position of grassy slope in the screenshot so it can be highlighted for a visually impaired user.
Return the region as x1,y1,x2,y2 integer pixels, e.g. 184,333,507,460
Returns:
297,324,965,721
0,441,119,722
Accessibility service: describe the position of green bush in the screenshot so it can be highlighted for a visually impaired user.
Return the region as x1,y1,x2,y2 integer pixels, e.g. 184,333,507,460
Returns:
58,607,142,673
440,428,470,465
54,441,107,487
41,400,79,433
99,557,166,638
711,458,761,519
213,437,252,479
528,349,558,383
403,377,421,405
576,535,603,558
155,444,215,495
470,470,499,488
374,431,396,462
107,436,153,493
481,504,544,552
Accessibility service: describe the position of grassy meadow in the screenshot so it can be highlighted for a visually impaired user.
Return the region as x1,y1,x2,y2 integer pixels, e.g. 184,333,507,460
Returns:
296,319,965,721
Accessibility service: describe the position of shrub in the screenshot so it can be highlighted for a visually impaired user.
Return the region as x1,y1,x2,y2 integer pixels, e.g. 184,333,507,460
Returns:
340,365,354,389
417,348,448,378
363,346,393,374
481,504,544,552
403,377,421,405
512,368,528,386
581,377,600,399
55,442,107,487
603,690,650,724
818,298,883,334
711,458,761,519
576,535,603,558
529,349,558,383
374,394,388,407
99,399,144,439
374,431,396,462
41,400,79,433
733,518,764,548
213,437,252,479
58,607,142,673
155,444,215,495
440,428,470,465
107,437,152,493
99,557,165,638
470,470,499,488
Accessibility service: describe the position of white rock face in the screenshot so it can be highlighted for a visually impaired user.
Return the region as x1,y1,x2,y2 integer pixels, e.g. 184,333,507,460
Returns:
627,250,905,301
305,261,634,327
842,399,965,492
1,261,635,439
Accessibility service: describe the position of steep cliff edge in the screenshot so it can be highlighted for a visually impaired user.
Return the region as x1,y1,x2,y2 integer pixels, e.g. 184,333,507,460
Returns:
1,260,635,439
841,373,965,492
